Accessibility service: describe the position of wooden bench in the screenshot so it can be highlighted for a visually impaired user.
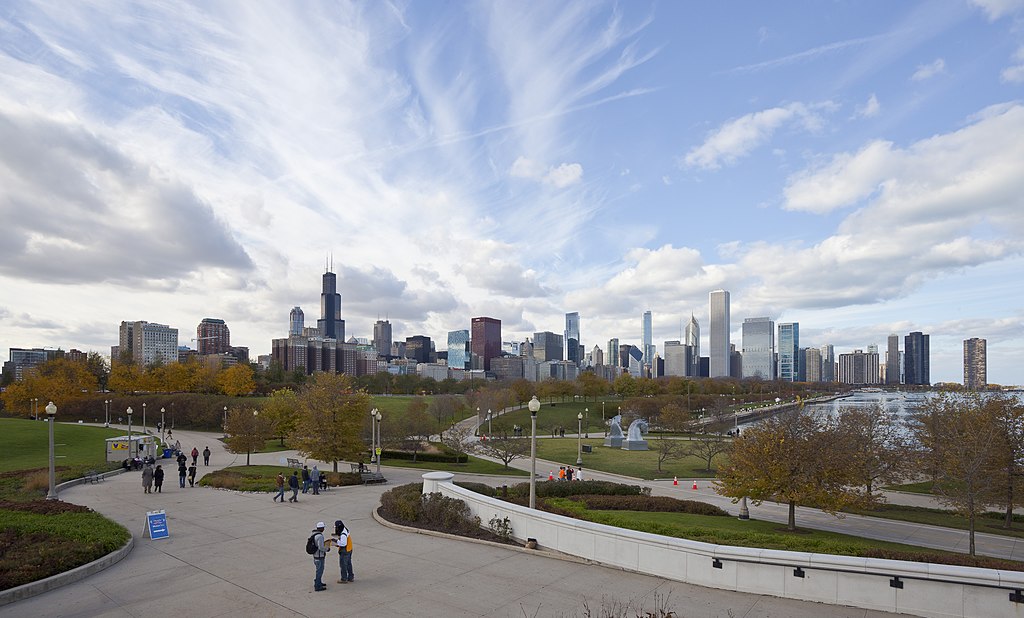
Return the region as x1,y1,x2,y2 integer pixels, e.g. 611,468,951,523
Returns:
350,463,369,474
84,470,102,484
286,458,301,468
360,472,386,485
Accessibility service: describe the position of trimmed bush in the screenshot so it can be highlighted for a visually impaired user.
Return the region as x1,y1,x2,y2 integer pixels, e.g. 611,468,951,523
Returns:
199,466,361,492
382,449,468,464
859,548,1024,572
507,480,649,499
568,495,728,516
454,482,497,497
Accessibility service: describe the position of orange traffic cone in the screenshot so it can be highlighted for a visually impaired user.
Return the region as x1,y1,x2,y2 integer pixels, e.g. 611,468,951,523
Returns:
548,471,554,481
673,476,678,486
692,480,698,490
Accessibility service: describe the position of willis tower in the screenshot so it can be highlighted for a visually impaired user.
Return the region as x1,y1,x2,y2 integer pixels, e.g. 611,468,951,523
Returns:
317,269,345,341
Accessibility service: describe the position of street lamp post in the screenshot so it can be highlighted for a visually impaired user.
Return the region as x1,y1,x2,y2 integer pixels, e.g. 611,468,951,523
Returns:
576,412,583,466
487,409,492,436
160,408,166,444
476,407,480,435
126,406,133,467
223,406,228,438
248,410,258,465
142,402,147,435
46,401,57,500
528,395,540,509
375,410,382,474
584,407,589,439
32,397,38,420
370,408,377,466
104,399,110,427
601,400,605,421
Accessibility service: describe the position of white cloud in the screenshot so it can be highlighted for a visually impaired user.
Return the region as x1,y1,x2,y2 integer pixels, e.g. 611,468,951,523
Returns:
683,102,834,170
510,156,583,188
1001,47,1024,83
969,0,1024,20
854,93,881,118
911,58,946,81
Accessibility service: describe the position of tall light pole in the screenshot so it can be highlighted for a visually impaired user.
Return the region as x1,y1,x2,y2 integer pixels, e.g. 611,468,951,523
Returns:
476,407,480,435
142,402,147,435
104,399,110,427
223,406,228,438
528,395,540,509
126,406,133,466
160,407,166,444
46,401,58,500
247,410,258,465
487,409,492,436
602,400,605,421
576,412,583,466
584,407,589,439
370,408,378,467
32,397,38,420
375,410,382,474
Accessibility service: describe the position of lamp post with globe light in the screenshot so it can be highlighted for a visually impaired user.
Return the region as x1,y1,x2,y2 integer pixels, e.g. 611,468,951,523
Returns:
126,407,133,468
46,402,58,500
576,412,584,466
528,395,541,509
375,410,383,473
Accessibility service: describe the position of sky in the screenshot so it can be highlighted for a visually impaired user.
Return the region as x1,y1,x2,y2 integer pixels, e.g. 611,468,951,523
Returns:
1,0,1023,386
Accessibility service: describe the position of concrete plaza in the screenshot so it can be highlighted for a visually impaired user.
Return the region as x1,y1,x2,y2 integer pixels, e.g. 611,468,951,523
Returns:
0,425,901,618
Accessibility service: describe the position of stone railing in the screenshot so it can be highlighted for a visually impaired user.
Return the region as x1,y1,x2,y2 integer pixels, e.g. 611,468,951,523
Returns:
421,472,1024,618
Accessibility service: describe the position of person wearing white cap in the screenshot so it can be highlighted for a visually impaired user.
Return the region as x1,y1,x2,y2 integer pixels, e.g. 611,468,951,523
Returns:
310,521,329,591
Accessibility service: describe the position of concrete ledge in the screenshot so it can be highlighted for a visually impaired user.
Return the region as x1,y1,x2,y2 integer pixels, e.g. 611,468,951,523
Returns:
54,467,128,493
0,535,134,607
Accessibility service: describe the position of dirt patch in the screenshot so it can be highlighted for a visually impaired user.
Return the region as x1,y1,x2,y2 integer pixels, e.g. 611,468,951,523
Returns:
0,500,92,515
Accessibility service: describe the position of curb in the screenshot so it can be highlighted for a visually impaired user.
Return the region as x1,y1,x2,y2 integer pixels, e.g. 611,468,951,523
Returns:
0,535,135,607
370,506,590,565
55,467,129,493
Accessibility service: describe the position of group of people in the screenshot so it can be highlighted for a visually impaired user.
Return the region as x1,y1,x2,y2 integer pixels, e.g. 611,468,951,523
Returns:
140,444,212,493
309,520,355,591
556,466,582,481
272,465,327,503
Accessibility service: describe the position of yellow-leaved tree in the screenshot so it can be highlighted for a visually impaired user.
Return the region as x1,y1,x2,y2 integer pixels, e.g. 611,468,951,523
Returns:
1,358,98,414
224,408,276,465
217,364,256,397
289,373,369,472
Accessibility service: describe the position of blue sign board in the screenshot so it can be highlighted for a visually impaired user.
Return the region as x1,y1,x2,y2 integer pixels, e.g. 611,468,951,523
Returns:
146,510,169,540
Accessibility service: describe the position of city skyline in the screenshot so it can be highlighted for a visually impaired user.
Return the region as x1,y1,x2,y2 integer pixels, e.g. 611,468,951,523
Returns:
1,2,1023,384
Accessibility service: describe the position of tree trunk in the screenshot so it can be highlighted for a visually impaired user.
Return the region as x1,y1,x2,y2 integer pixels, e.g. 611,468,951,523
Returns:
1005,475,1015,529
333,460,338,473
788,500,796,531
969,511,976,557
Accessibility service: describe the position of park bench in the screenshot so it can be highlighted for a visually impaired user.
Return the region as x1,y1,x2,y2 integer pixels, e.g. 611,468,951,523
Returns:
286,458,301,468
360,471,386,485
84,470,102,484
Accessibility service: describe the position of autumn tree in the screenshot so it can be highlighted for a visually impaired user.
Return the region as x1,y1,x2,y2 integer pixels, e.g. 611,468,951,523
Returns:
218,363,256,396
685,408,731,473
288,373,369,472
397,398,435,461
428,394,465,429
260,388,299,446
224,408,276,465
107,362,142,394
836,404,910,501
577,371,610,401
477,422,530,468
441,422,474,463
0,358,99,414
716,407,862,531
987,394,1024,528
911,392,1005,555
654,435,686,473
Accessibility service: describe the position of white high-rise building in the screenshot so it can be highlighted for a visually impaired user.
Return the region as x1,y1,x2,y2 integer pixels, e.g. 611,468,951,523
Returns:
741,317,775,379
641,310,655,369
684,314,700,376
709,290,730,378
663,341,688,376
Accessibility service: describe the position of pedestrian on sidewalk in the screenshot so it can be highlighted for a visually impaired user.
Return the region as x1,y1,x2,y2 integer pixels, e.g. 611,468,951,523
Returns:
202,446,211,465
142,463,154,494
288,471,299,502
566,467,574,481
178,460,187,488
310,521,328,591
301,466,311,493
190,447,199,466
176,451,187,467
273,473,286,502
154,465,164,492
334,520,354,583
311,465,321,495
188,463,197,487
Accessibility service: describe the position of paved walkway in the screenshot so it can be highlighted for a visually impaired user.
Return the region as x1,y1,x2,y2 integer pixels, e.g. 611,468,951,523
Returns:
1,425,897,618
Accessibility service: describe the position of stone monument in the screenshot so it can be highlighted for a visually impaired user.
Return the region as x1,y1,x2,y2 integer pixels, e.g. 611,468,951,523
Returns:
604,414,624,448
623,418,649,451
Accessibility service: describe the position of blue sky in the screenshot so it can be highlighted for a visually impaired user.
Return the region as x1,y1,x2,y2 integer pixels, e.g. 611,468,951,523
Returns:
1,0,1023,385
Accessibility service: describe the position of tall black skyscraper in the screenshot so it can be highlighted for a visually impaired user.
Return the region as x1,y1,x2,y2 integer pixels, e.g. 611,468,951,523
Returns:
317,271,345,341
904,331,930,386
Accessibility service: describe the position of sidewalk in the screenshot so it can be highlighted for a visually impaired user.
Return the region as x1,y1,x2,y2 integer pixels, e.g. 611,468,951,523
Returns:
1,428,897,618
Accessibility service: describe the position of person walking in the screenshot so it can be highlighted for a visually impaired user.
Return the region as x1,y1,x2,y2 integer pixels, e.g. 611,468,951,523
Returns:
187,463,197,487
190,447,199,466
311,465,321,495
154,465,164,492
566,467,574,482
334,520,354,583
273,472,286,502
178,460,187,488
301,466,311,494
176,451,187,467
288,471,299,502
142,463,154,494
310,521,328,591
202,446,211,466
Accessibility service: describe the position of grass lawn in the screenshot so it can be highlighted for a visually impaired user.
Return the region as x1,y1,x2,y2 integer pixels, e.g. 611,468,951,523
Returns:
199,464,361,492
381,454,529,476
849,504,1024,539
885,480,936,495
496,401,609,436
0,418,127,474
369,395,477,424
534,438,724,480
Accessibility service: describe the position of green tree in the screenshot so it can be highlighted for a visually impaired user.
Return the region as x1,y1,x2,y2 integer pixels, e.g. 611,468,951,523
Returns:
716,407,861,531
224,408,276,465
289,373,368,472
261,388,299,446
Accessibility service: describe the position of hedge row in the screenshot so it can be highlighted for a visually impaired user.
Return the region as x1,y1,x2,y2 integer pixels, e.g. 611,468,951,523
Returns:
567,494,728,516
382,449,468,464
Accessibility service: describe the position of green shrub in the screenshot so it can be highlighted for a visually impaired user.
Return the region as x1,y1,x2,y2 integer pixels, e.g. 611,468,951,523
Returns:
507,480,649,499
859,548,1024,572
570,495,728,516
379,483,423,522
199,466,360,492
454,481,497,497
378,483,481,533
382,449,468,463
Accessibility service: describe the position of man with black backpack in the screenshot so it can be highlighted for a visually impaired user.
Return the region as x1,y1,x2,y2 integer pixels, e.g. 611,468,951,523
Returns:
306,521,329,591
334,520,354,583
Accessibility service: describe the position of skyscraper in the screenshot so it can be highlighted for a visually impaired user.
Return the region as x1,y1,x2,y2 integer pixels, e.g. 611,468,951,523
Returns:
885,334,900,385
317,271,345,341
289,307,304,336
804,347,822,382
471,317,501,371
963,338,987,390
663,341,689,377
839,349,881,385
533,331,564,362
118,321,178,366
565,312,581,366
684,314,700,376
405,335,431,363
778,322,799,382
607,338,620,367
709,290,730,378
447,330,470,370
196,318,230,355
741,317,775,379
820,344,835,382
904,331,930,386
641,310,655,369
373,320,392,358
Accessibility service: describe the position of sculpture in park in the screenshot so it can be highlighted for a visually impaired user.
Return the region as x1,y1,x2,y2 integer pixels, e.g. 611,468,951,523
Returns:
604,414,624,448
623,418,649,451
